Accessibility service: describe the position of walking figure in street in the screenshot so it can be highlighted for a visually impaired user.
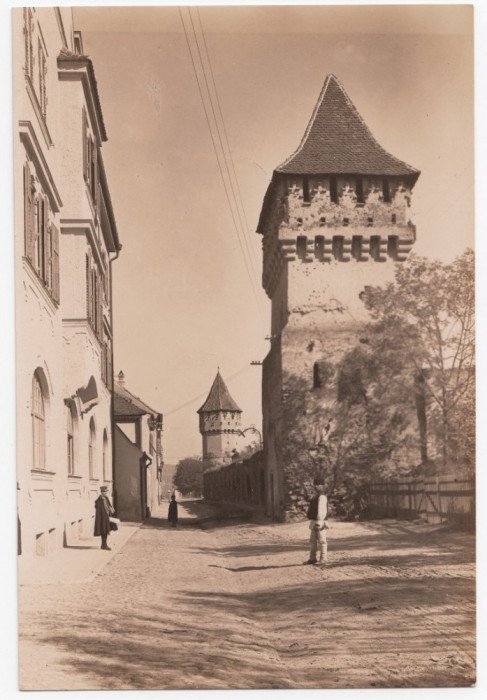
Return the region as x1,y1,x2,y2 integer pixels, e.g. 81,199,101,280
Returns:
168,493,178,528
305,477,329,565
94,485,115,550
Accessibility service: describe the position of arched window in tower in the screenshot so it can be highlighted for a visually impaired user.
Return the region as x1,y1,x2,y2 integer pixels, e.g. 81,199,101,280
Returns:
31,372,46,470
89,418,96,479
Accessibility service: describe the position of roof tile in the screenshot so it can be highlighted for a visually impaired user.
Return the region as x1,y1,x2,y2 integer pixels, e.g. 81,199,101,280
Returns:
277,74,419,177
197,372,242,413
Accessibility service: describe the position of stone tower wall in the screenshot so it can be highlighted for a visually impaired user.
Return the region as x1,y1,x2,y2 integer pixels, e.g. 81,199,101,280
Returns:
261,175,417,520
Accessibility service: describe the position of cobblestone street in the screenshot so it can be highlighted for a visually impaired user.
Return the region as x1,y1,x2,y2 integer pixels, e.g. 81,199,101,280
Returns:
18,500,476,690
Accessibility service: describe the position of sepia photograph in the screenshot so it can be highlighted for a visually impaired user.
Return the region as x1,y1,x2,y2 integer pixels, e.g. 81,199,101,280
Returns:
8,1,480,693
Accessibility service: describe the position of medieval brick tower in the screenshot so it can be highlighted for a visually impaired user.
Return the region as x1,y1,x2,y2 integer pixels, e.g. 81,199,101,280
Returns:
257,75,420,520
198,371,243,465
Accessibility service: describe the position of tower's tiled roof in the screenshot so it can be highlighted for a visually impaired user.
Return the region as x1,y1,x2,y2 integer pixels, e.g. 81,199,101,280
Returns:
197,372,242,413
276,74,419,178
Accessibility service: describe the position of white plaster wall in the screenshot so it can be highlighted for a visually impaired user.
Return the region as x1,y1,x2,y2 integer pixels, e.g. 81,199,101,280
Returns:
14,8,115,556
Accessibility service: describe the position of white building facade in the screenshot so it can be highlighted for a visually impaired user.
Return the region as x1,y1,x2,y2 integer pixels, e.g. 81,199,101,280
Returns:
14,7,122,556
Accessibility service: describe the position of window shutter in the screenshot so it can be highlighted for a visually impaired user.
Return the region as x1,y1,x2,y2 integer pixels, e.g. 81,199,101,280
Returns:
51,222,60,303
23,162,35,262
94,150,100,216
82,107,88,182
97,276,103,337
107,339,112,390
86,252,92,323
42,195,50,285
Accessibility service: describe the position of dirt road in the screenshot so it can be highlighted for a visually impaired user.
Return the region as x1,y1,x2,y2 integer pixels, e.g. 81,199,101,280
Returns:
18,500,476,690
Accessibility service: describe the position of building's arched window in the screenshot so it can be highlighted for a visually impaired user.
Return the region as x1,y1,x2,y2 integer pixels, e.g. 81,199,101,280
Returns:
102,430,109,482
31,373,45,469
67,404,74,475
89,418,96,479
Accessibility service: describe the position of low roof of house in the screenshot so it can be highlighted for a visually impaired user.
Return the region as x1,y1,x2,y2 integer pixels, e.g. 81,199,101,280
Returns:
114,382,160,418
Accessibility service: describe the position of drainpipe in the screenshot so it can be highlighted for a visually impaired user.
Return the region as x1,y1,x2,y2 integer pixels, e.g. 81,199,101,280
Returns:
109,244,122,512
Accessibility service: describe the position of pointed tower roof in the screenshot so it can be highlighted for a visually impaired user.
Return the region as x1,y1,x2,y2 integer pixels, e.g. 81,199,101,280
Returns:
276,74,419,178
197,371,242,413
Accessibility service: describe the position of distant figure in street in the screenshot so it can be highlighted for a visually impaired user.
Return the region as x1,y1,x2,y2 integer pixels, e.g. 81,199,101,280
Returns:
304,477,329,565
168,494,178,528
94,486,115,550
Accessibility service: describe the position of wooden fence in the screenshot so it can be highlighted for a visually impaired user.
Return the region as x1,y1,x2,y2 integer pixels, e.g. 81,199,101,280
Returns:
368,476,475,528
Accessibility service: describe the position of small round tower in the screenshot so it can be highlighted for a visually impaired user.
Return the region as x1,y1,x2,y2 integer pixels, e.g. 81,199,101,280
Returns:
197,371,242,465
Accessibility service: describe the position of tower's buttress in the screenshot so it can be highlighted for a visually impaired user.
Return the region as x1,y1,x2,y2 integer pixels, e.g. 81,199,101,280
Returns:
257,75,420,520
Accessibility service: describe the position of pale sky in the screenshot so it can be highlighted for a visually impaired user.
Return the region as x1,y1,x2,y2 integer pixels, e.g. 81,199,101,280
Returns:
68,3,475,464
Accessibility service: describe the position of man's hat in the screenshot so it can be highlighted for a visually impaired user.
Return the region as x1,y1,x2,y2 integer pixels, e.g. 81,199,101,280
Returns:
313,477,324,486
100,486,109,492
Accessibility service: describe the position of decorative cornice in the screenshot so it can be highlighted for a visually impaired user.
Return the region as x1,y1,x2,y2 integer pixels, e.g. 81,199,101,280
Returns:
57,52,107,143
59,218,105,270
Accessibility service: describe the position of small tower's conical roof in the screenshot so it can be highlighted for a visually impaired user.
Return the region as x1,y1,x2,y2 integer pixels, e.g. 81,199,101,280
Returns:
277,74,419,178
197,371,242,413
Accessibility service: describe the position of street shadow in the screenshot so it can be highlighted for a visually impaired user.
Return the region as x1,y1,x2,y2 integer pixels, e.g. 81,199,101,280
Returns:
27,601,296,690
209,563,304,572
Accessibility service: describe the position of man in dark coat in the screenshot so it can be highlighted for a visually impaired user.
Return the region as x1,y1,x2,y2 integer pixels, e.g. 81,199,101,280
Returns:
168,494,178,528
94,486,114,550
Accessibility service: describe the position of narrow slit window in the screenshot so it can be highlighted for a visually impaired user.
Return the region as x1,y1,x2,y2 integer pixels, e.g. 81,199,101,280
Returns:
314,235,324,260
313,363,322,389
356,177,364,204
330,176,338,203
370,236,381,261
297,236,307,260
387,235,399,260
343,217,349,227
332,236,344,261
391,213,397,224
351,236,362,261
382,178,391,203
302,176,310,203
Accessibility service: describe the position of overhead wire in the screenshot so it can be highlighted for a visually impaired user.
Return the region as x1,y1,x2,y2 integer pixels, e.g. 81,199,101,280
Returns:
195,7,261,285
179,7,266,321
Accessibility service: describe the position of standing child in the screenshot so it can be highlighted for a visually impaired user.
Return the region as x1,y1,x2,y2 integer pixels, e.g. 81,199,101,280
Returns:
168,494,178,528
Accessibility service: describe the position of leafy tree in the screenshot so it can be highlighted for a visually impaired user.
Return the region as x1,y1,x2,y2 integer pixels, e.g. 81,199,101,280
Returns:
173,457,204,496
276,249,474,518
364,249,475,473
